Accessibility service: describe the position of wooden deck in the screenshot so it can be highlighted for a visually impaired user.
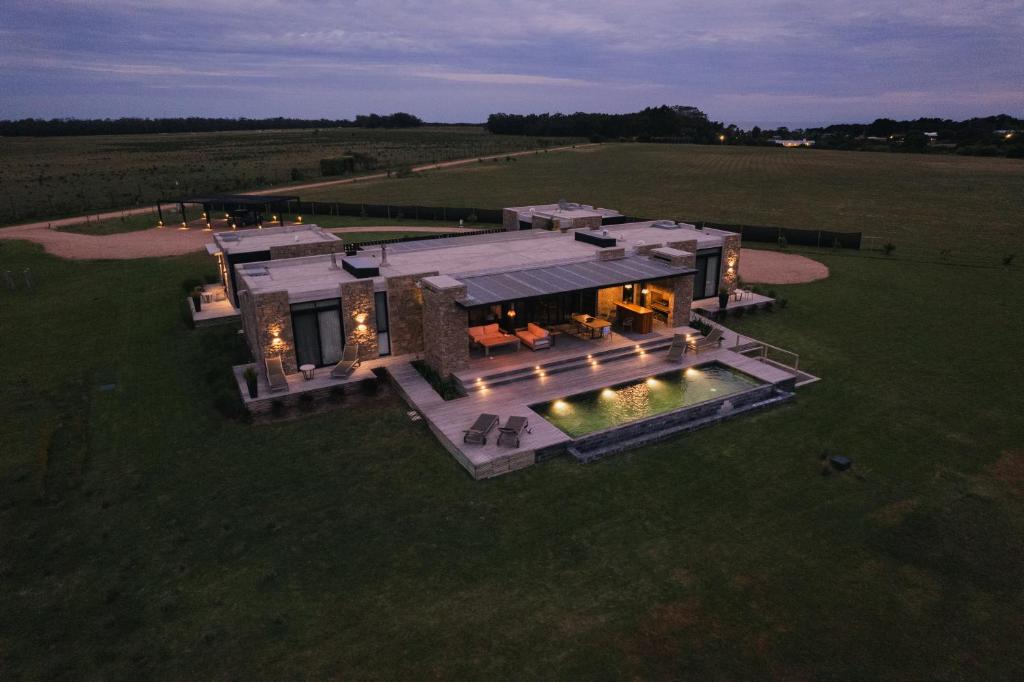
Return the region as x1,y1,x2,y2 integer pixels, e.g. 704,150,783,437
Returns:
190,285,240,328
693,290,775,315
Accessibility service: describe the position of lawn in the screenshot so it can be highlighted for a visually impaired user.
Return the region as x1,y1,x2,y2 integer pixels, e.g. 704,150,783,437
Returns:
302,143,1024,257
0,127,581,226
56,211,165,235
1,228,1022,679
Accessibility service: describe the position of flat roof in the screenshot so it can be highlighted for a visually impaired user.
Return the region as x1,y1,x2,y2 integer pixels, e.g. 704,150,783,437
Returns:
238,220,732,301
211,224,339,255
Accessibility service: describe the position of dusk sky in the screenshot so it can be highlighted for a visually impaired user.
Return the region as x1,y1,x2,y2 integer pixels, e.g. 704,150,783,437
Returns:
1,0,1021,127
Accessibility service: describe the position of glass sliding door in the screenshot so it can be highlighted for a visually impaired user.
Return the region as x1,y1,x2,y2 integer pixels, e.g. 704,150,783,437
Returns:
291,299,343,367
695,251,722,299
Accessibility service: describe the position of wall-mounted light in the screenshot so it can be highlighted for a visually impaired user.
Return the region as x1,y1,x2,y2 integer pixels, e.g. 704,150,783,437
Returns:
507,308,517,318
296,215,303,223
624,283,633,290
641,287,649,295
356,324,367,332
354,312,368,324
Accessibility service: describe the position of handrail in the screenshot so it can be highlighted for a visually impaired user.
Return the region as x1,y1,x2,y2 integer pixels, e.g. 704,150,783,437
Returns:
692,312,801,376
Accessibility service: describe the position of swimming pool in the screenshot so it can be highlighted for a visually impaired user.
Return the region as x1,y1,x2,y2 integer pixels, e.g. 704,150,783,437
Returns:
531,362,764,438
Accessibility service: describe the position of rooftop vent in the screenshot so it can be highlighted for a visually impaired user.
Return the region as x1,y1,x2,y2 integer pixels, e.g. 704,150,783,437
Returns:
220,233,240,242
242,265,269,276
342,256,380,279
652,220,679,229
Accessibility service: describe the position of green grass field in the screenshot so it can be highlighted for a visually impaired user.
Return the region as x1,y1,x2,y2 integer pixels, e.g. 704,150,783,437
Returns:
1,143,1023,678
0,127,580,226
303,144,1024,257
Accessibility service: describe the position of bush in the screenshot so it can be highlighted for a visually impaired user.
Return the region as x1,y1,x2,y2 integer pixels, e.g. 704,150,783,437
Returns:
360,377,379,396
688,316,713,336
465,213,478,223
882,242,896,255
1002,254,1015,267
270,399,287,418
203,272,219,284
297,393,315,413
777,235,788,248
411,360,459,400
777,298,789,309
181,277,203,294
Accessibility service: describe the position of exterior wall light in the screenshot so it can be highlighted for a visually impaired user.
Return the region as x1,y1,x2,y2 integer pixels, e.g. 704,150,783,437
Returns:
296,216,303,223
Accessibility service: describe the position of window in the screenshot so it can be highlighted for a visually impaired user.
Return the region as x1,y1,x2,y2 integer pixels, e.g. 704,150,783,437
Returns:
375,291,390,356
695,251,721,299
291,299,343,367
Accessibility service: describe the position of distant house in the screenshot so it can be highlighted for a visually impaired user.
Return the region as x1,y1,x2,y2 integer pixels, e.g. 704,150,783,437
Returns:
769,139,815,148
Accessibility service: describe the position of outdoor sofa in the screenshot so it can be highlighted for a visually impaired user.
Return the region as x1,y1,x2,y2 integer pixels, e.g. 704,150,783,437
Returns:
468,323,520,356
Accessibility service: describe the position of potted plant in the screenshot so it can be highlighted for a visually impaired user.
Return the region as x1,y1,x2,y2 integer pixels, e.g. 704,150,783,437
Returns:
191,286,202,312
243,367,258,399
718,286,730,312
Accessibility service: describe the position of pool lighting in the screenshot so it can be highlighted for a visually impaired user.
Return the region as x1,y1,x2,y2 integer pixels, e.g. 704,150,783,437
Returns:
646,377,659,387
601,388,616,400
685,367,700,377
553,399,570,413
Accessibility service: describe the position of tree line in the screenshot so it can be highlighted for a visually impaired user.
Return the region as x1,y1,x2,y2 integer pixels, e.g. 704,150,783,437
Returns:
486,106,725,143
0,113,424,137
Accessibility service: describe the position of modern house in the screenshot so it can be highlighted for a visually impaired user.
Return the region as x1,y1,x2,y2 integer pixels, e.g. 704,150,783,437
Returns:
206,224,344,306
230,216,740,380
502,202,625,231
208,203,807,479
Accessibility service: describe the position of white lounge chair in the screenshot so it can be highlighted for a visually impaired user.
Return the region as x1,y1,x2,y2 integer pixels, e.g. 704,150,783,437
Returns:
265,355,288,393
330,343,360,378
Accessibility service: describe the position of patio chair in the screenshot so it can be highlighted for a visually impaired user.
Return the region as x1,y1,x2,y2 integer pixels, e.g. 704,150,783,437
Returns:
666,333,687,361
265,355,289,393
330,343,361,379
497,416,531,448
463,413,499,445
686,327,723,354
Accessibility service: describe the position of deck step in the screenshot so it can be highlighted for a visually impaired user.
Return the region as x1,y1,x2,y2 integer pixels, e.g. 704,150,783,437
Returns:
456,336,674,393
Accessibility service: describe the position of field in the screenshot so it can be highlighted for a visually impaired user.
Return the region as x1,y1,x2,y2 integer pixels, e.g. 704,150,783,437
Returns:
1,143,1023,678
303,143,1024,257
0,127,581,226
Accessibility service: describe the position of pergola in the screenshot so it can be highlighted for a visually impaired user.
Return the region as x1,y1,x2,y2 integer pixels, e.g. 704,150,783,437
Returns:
160,194,300,227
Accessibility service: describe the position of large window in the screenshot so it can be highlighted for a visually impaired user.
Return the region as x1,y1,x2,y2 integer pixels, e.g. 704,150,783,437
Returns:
291,300,343,368
694,250,721,299
375,291,390,356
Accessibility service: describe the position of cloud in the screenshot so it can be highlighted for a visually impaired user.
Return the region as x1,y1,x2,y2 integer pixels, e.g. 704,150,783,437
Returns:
0,0,1021,122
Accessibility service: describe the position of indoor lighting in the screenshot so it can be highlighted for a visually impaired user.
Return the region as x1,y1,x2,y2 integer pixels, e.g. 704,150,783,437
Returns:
641,287,648,295
507,309,517,318
624,283,633,290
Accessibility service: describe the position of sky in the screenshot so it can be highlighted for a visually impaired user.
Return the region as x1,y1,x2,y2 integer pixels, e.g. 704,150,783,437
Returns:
0,0,1021,127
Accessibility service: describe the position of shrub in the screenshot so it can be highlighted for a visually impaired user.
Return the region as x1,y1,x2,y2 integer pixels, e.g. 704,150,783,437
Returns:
882,242,896,255
411,360,459,400
777,235,788,248
688,316,713,336
465,213,478,223
777,298,789,309
360,377,379,397
181,277,203,294
1002,254,1015,267
203,272,219,284
270,399,286,418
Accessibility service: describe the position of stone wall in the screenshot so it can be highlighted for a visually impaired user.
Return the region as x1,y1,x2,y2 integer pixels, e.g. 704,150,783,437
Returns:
268,240,345,260
340,279,378,360
597,246,626,261
570,215,602,231
596,285,621,318
385,272,437,356
502,208,520,231
421,277,469,378
666,238,698,255
721,234,741,292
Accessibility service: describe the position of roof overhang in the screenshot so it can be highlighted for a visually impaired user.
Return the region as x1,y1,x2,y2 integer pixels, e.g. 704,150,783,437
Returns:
454,256,695,307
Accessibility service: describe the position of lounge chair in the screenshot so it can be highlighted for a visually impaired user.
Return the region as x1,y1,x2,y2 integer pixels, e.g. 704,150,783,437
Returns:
687,327,723,354
463,413,499,445
330,343,360,378
666,333,687,361
265,355,288,393
515,323,551,350
497,416,531,448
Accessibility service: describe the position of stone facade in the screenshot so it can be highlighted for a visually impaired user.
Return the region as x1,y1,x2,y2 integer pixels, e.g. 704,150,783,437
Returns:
247,290,298,374
721,233,741,292
421,276,469,378
634,242,664,255
572,215,603,231
385,272,437,356
666,238,698,255
596,285,621,318
502,208,520,231
597,246,626,261
340,279,378,360
268,241,346,260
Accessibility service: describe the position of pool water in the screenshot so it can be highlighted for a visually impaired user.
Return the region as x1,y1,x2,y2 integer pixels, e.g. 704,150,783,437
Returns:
531,362,763,437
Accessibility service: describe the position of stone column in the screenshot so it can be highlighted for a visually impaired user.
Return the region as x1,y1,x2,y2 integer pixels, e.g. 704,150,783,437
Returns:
340,280,378,359
721,234,741,292
502,208,520,231
421,275,470,378
385,272,437,356
251,290,297,373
